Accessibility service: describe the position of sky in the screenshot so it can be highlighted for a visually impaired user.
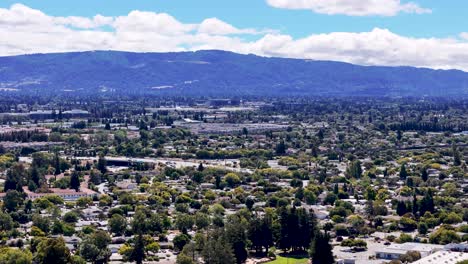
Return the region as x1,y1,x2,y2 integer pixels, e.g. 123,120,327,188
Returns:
1,0,468,70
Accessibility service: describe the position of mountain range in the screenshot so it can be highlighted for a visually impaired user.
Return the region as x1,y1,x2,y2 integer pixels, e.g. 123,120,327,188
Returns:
0,50,467,97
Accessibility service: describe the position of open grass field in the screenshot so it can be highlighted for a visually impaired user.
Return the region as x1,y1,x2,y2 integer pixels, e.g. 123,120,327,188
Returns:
265,255,309,264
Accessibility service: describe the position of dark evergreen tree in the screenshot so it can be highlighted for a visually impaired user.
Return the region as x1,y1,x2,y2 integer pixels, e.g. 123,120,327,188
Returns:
346,160,362,179
202,229,236,264
412,193,418,216
310,232,334,264
54,152,61,176
70,171,80,192
197,163,205,172
318,169,327,184
453,145,462,166
225,216,248,264
30,165,40,186
275,140,286,155
399,164,408,180
5,164,26,192
406,177,414,188
396,201,407,216
248,214,274,255
317,129,324,140
277,207,317,252
130,233,146,264
421,168,428,182
333,184,339,194
97,155,107,174
419,190,435,215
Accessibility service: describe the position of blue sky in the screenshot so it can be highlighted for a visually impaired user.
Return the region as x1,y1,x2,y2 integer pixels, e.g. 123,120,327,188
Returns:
0,0,464,38
1,0,468,70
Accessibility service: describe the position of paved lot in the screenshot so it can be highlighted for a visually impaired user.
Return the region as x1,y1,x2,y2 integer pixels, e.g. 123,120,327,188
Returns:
333,239,388,264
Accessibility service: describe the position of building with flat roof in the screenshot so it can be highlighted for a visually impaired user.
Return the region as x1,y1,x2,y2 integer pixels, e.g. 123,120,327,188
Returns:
412,251,468,264
376,242,444,260
62,109,90,118
24,188,98,201
15,174,99,201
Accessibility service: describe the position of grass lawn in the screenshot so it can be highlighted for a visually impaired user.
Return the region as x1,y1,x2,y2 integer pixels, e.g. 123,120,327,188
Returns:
266,255,309,264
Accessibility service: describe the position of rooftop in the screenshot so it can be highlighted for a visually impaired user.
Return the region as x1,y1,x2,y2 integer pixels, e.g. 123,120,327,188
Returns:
377,242,445,254
413,251,468,264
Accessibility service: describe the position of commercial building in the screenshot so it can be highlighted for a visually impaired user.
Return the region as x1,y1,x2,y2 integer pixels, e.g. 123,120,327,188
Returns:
376,242,444,260
412,251,468,264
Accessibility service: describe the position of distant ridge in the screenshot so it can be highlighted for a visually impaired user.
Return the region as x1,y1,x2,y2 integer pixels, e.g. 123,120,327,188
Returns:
0,50,467,97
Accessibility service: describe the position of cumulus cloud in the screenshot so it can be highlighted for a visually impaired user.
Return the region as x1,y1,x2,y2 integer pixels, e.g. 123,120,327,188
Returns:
265,0,431,16
2,4,468,71
113,11,196,35
198,18,272,35
54,15,114,29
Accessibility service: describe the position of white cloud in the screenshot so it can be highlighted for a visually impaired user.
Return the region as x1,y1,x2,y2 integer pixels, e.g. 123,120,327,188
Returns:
198,18,264,35
54,15,114,29
459,32,468,40
0,3,55,27
2,4,468,71
113,11,196,35
265,0,431,16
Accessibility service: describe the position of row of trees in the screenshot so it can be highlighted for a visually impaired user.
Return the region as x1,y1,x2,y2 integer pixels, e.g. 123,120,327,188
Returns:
174,207,334,264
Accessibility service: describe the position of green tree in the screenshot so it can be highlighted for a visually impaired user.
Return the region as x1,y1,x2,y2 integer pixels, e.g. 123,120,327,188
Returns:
197,163,204,172
399,164,408,180
310,232,334,264
89,170,102,185
30,165,41,187
421,168,428,182
0,247,33,264
32,214,51,234
177,253,196,264
0,212,14,231
396,201,408,216
97,155,107,174
248,214,274,255
224,173,241,188
131,208,147,234
63,211,79,223
418,222,429,235
129,233,146,264
4,190,23,212
341,239,367,249
54,152,61,176
429,227,461,245
174,234,191,252
195,212,210,230
35,237,72,264
225,215,248,264
98,195,113,207
453,145,462,166
275,140,286,155
109,214,127,235
399,251,421,263
6,163,28,192
79,230,111,264
419,191,435,215
202,229,236,264
70,171,80,192
346,160,362,179
175,214,195,233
